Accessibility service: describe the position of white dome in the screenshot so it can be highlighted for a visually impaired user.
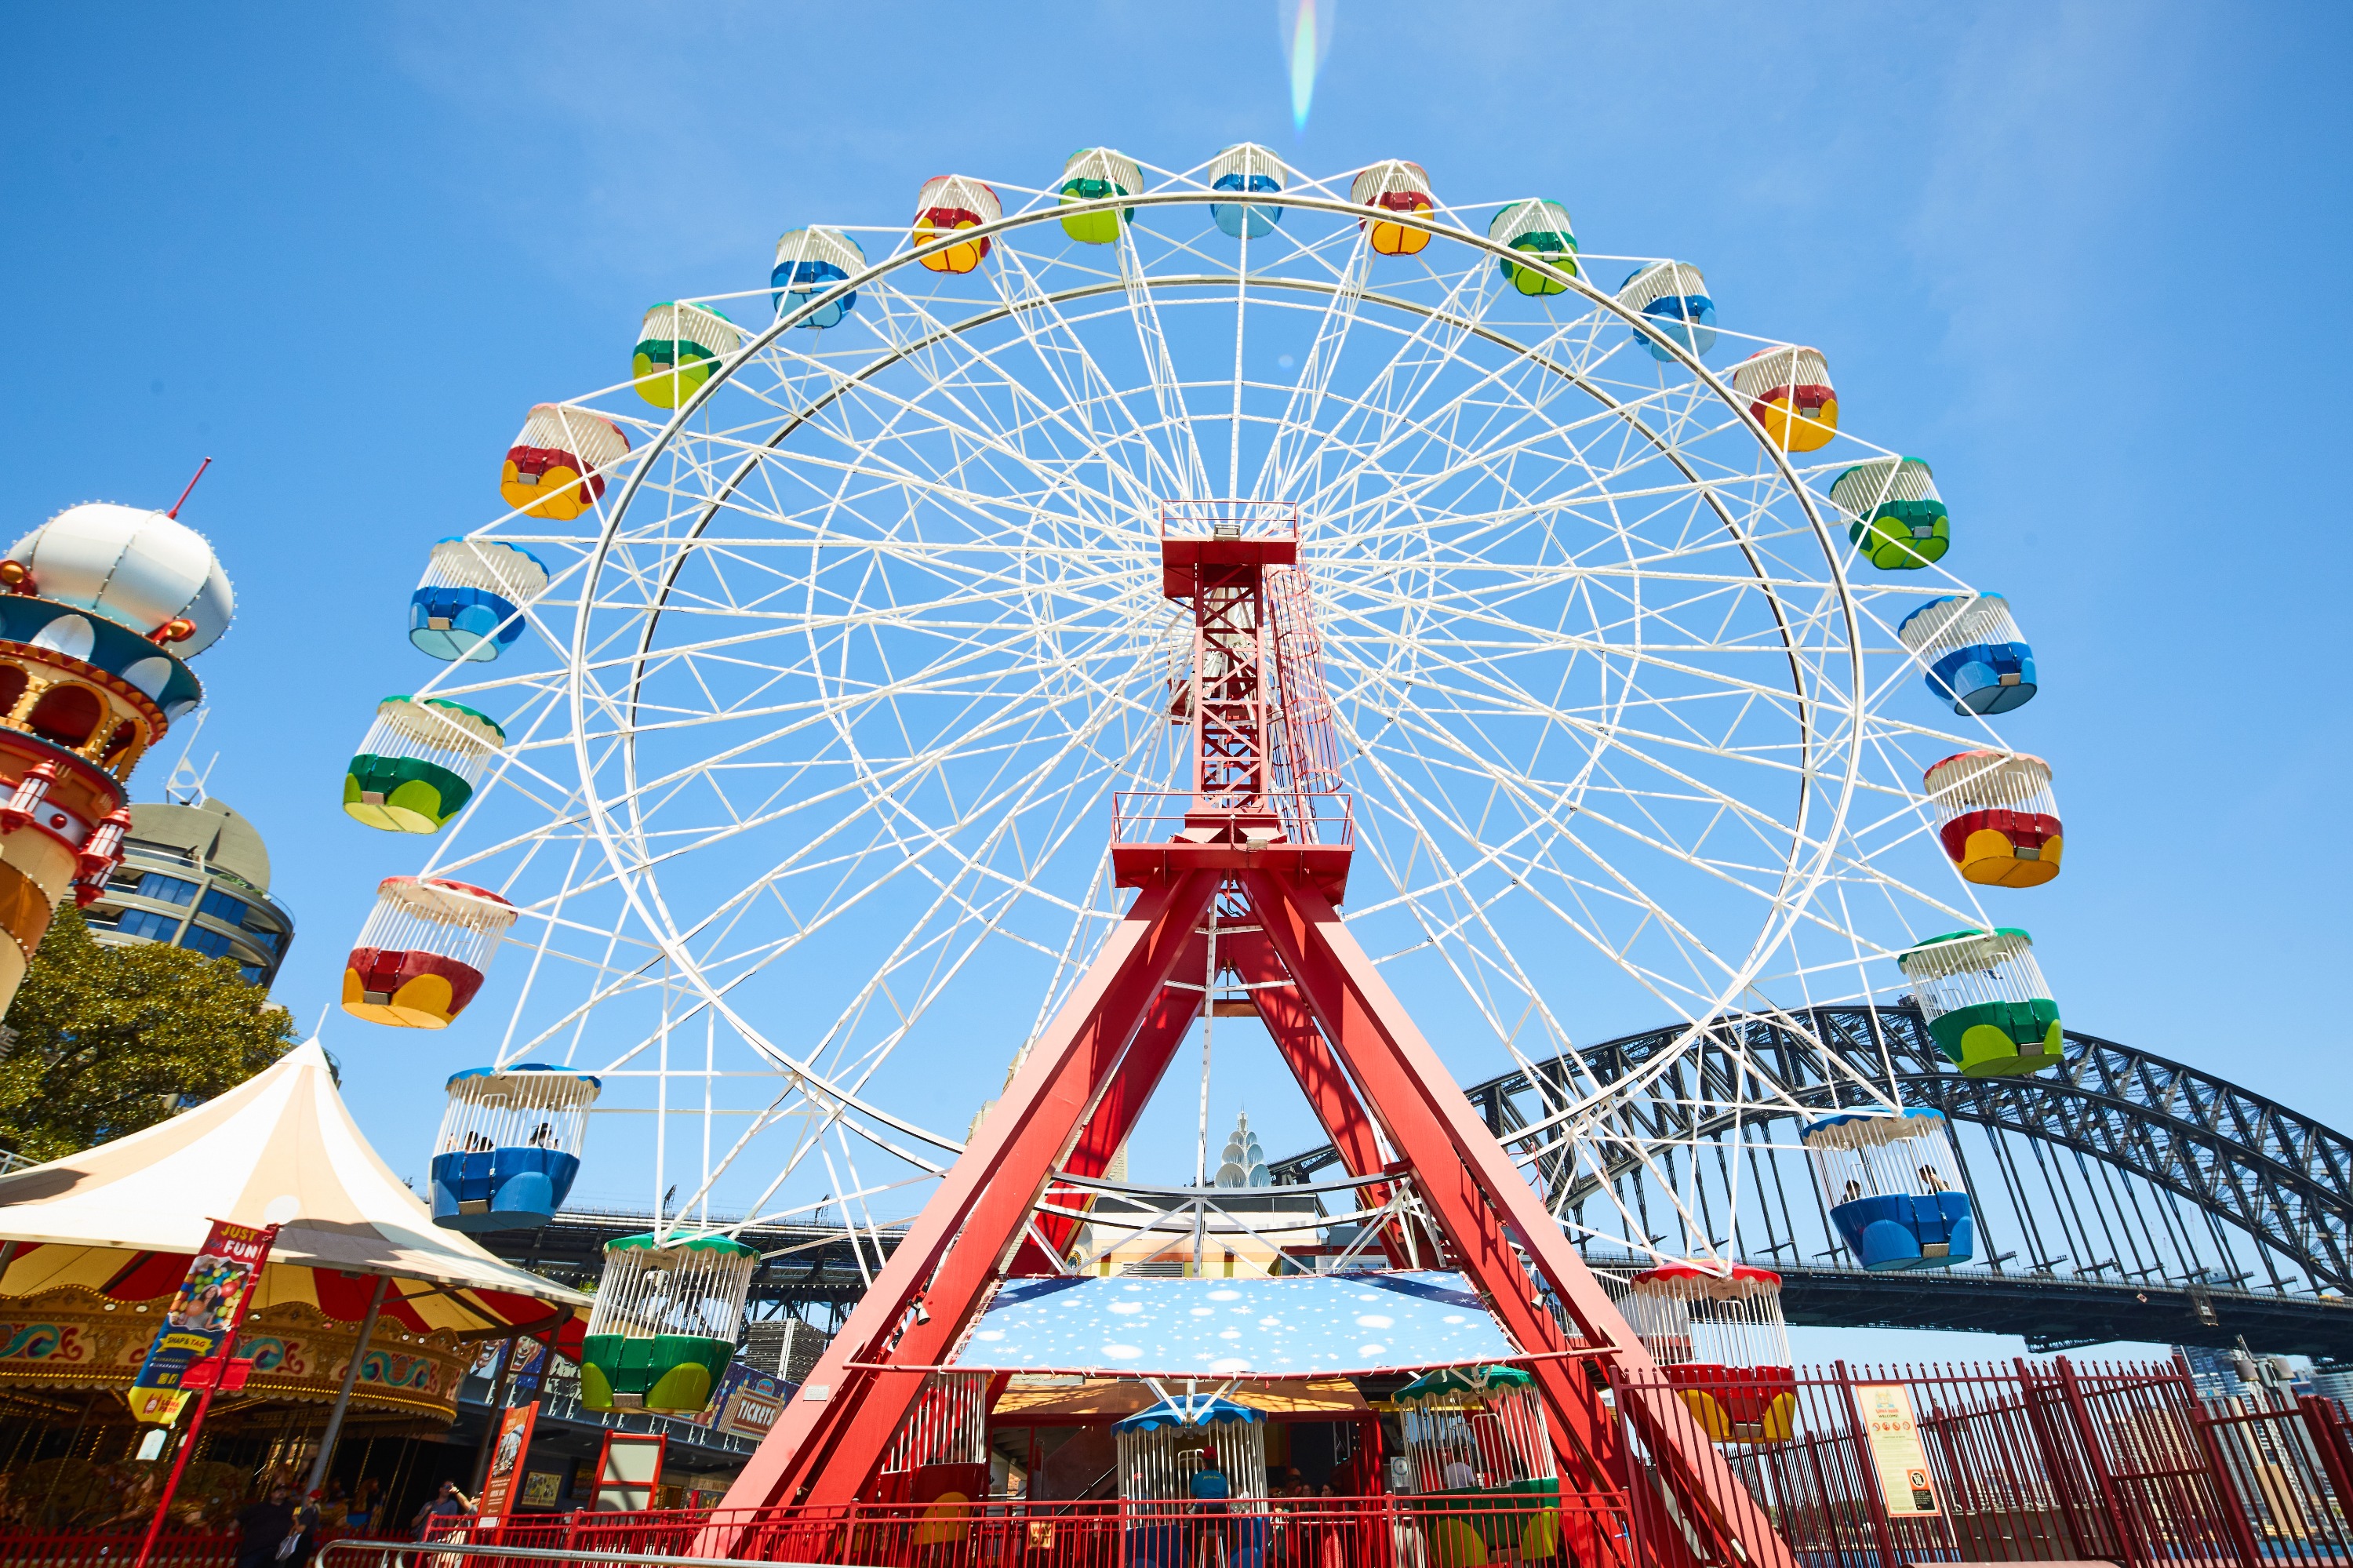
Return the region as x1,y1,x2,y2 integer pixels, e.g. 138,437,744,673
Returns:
7,503,235,655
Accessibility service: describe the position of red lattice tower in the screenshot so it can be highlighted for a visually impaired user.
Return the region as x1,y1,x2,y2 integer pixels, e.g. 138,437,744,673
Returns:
710,503,1795,1568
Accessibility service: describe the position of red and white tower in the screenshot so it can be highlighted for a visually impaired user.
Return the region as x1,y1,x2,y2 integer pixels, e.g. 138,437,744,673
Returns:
0,497,230,1010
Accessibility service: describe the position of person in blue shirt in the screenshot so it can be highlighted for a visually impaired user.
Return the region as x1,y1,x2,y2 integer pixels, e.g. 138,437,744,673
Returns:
1187,1445,1231,1568
1190,1444,1231,1504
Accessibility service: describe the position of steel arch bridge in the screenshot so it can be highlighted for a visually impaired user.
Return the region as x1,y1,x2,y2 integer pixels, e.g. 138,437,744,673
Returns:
1267,1006,2353,1358
482,1010,2353,1359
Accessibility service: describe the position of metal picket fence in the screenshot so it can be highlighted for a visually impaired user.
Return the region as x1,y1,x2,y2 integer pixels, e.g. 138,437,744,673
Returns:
13,1359,2353,1568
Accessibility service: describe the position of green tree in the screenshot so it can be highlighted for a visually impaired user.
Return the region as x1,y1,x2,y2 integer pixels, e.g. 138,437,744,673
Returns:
0,905,296,1163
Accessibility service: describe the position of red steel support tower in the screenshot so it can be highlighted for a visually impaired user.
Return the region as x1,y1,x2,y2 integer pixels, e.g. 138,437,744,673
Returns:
711,504,1796,1568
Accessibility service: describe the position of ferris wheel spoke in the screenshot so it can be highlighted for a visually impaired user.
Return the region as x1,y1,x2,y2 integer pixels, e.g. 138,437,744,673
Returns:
981,240,1203,500
1254,231,1378,501
1340,686,1849,1035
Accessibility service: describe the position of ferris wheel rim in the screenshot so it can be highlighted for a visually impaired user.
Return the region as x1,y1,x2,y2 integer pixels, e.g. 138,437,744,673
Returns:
376,172,2006,1259
539,194,1872,1070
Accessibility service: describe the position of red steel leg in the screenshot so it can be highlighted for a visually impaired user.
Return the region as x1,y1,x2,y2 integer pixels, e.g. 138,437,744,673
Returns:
1241,869,1798,1568
1020,945,1206,1267
1223,929,1411,1268
708,869,1220,1527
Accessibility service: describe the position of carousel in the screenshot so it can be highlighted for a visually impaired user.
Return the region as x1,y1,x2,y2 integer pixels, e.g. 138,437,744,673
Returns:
0,1044,585,1531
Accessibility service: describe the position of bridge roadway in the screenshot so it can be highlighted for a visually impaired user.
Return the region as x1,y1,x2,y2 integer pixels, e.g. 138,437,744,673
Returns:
478,1010,2353,1361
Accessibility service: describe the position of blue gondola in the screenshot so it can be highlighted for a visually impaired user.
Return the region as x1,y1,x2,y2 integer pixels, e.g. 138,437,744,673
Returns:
1209,144,1286,240
771,228,867,329
1803,1107,1975,1271
1617,260,1717,361
429,1064,601,1232
1897,593,2038,716
408,538,550,664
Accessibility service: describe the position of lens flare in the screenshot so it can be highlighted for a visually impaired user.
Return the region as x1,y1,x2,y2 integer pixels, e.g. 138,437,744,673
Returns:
1278,0,1334,133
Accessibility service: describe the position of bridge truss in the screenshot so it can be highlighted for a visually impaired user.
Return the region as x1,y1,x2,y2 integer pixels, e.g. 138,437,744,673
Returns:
1273,1006,2353,1357
483,1008,2353,1359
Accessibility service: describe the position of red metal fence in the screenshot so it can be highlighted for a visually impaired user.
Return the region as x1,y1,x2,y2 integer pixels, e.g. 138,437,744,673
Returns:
13,1360,2353,1568
1626,1357,2353,1568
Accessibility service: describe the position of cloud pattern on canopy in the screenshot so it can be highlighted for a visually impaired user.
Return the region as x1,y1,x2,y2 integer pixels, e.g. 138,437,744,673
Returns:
952,1270,1518,1377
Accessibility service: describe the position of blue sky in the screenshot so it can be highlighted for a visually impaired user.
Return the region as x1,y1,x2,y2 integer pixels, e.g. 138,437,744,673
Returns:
5,3,2349,1359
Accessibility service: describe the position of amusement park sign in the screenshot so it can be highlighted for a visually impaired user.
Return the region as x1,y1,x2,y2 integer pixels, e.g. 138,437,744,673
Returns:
1853,1381,1942,1517
125,1218,274,1424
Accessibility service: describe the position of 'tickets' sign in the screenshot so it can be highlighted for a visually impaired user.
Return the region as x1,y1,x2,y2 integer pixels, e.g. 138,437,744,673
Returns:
1853,1381,1941,1517
125,1220,275,1424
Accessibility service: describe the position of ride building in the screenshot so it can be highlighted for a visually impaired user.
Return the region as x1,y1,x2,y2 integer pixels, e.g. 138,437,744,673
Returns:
82,795,294,988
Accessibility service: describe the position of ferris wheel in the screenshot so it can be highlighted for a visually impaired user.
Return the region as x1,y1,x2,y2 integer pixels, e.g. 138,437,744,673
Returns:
336,147,2067,1306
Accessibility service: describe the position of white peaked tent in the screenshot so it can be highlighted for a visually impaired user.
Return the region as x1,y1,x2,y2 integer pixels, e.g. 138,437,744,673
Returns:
0,1039,583,1309
0,1040,586,1482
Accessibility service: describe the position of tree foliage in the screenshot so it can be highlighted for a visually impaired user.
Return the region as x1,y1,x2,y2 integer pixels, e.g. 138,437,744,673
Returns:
0,905,296,1163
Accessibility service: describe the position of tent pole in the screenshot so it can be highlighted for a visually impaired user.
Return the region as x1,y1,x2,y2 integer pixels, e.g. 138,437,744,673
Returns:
305,1273,389,1496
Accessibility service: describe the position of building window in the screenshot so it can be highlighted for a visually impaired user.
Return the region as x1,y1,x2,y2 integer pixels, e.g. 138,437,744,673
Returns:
240,963,268,986
198,888,251,927
179,926,236,960
115,908,179,941
136,872,198,907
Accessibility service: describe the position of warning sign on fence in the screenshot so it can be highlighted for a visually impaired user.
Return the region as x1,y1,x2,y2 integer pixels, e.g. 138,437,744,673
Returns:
1853,1382,1941,1516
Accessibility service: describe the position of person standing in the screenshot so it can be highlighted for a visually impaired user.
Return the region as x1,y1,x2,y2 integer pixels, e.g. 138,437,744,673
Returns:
233,1487,296,1568
286,1490,322,1568
408,1481,475,1568
412,1481,474,1538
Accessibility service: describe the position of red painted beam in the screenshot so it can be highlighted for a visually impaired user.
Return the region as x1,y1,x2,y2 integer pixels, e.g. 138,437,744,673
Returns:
1020,939,1206,1267
1221,929,1412,1269
1240,870,1797,1568
706,870,1220,1530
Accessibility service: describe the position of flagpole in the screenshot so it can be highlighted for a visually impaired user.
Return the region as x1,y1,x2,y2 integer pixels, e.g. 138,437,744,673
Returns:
133,1222,279,1568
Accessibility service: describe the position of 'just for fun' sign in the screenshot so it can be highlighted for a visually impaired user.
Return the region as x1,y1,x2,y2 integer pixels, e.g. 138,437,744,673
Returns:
125,1220,277,1424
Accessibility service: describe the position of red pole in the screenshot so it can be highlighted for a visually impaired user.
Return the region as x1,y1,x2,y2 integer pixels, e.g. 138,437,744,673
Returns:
2171,1352,2263,1568
1831,1362,1902,1568
133,1222,279,1568
2053,1356,2141,1568
2298,1393,2353,1519
165,457,213,519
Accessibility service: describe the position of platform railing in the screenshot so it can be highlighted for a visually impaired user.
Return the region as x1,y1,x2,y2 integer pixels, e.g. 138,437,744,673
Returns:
318,1493,1627,1568
1108,791,1353,850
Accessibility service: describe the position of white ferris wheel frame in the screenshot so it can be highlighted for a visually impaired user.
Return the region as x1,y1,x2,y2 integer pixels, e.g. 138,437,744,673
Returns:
373,169,2027,1265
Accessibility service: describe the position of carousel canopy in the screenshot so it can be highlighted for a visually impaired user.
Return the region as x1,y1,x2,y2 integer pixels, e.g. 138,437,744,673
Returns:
954,1270,1518,1377
0,1039,587,1340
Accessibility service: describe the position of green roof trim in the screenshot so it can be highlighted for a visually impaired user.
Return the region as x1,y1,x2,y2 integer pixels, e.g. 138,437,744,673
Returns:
1396,1364,1534,1402
1907,926,2031,951
604,1231,758,1259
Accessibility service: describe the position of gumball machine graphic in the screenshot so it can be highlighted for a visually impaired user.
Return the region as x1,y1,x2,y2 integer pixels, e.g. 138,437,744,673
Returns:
0,475,233,1012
